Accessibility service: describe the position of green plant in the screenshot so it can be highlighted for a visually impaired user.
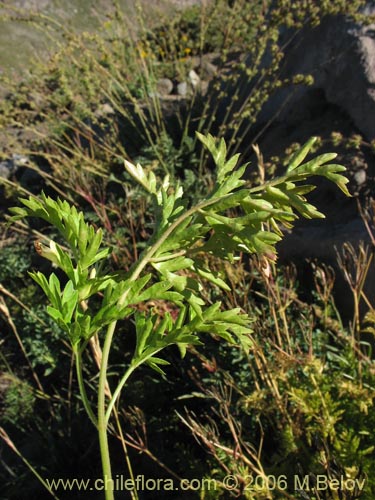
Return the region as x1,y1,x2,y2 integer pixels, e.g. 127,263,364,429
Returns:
8,134,350,499
179,256,375,499
0,374,35,427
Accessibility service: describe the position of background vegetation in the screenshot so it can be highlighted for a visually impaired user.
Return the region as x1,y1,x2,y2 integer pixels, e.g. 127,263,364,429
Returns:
1,0,374,498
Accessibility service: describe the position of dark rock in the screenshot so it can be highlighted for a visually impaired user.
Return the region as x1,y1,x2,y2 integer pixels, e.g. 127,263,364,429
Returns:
278,216,375,322
0,161,12,180
260,3,375,141
0,154,29,180
257,96,375,320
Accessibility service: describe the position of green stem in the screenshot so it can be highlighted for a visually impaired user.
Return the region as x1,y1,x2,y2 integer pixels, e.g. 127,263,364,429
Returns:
105,353,144,424
74,344,98,427
117,195,230,306
247,173,296,194
98,323,117,500
98,183,265,495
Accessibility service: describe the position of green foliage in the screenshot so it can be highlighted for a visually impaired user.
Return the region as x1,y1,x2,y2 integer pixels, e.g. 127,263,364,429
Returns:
0,241,31,281
17,301,66,376
0,374,35,428
180,260,375,499
0,237,66,376
9,135,349,353
7,133,351,499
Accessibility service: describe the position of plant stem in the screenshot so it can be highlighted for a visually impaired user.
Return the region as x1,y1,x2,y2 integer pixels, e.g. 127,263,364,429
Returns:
98,323,116,500
74,344,98,427
105,357,152,424
98,181,276,497
119,195,231,297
